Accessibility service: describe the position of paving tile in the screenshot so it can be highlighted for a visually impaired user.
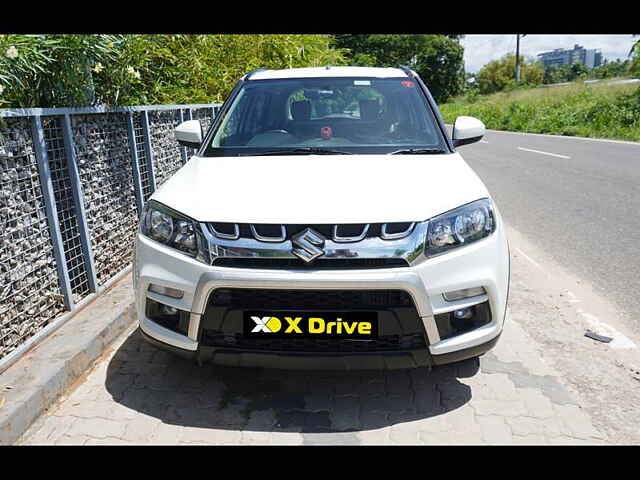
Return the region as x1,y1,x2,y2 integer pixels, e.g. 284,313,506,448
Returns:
179,427,242,445
357,427,391,444
477,415,513,444
65,417,126,439
17,314,609,446
553,404,602,439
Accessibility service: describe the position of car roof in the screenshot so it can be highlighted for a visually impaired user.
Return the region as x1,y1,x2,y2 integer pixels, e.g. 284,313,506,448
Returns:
248,66,409,80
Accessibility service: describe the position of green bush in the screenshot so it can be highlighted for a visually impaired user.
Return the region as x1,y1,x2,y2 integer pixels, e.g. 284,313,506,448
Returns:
440,82,640,141
0,34,347,108
477,53,544,95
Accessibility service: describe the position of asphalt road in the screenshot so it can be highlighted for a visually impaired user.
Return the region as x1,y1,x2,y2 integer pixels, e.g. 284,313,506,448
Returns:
456,129,640,333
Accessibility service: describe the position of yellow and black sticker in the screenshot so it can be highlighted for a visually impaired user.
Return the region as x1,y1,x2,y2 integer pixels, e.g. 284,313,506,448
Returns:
243,311,378,338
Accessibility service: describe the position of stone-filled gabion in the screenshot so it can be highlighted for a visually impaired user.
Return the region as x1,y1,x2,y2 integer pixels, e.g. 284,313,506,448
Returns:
0,118,65,360
43,116,91,304
192,108,214,134
148,110,184,187
72,113,139,287
0,105,219,362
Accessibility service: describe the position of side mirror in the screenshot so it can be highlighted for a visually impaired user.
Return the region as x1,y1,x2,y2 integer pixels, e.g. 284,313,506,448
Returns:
175,120,203,149
452,116,485,148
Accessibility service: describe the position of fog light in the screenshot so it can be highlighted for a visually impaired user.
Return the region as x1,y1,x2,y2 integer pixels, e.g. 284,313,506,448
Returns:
148,284,184,299
434,301,492,340
443,287,486,301
453,307,473,320
146,298,190,335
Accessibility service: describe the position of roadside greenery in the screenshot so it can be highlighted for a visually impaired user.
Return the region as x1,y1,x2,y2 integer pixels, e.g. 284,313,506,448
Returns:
440,81,640,141
333,34,465,103
631,37,640,77
2,34,638,143
476,54,544,95
0,34,348,108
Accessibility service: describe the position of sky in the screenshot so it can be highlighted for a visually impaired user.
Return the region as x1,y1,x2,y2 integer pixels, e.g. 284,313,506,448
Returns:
462,35,637,73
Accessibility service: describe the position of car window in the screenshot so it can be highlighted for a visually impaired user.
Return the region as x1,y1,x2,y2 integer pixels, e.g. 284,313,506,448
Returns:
207,77,446,155
285,85,385,120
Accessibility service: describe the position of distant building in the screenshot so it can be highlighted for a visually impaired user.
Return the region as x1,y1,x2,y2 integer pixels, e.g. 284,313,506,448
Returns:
537,44,603,69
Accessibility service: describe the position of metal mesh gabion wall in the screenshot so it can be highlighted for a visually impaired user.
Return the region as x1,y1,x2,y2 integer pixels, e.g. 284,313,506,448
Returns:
0,118,65,359
72,113,138,286
148,110,184,187
42,117,91,303
0,103,219,363
191,107,214,133
133,112,154,202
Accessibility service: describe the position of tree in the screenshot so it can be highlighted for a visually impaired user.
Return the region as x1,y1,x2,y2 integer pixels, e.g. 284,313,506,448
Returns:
333,34,465,103
477,54,544,94
543,65,568,84
0,34,126,107
588,59,630,80
0,34,347,108
568,61,588,80
630,36,640,77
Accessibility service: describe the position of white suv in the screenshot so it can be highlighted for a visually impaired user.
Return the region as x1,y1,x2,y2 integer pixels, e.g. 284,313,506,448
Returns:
133,66,510,369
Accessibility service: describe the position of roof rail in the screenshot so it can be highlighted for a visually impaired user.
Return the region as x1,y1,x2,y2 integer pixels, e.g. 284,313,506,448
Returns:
244,68,267,81
399,65,416,77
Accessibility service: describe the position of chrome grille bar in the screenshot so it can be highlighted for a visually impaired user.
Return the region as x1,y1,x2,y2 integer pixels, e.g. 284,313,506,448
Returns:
332,224,370,243
200,221,430,267
381,222,416,240
250,224,287,242
208,223,240,240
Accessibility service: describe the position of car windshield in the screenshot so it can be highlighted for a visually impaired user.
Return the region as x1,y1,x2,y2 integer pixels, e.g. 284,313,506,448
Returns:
202,77,448,156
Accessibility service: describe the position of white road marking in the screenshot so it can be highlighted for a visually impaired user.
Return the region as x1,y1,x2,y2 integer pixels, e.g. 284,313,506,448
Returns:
517,147,571,159
514,247,542,270
486,128,640,146
579,311,638,350
479,140,489,144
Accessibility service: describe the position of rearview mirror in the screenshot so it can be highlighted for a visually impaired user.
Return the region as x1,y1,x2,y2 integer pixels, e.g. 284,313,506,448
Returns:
452,116,485,148
175,120,203,149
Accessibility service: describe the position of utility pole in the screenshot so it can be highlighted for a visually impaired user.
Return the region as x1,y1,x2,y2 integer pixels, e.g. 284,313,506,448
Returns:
515,34,521,82
515,34,527,82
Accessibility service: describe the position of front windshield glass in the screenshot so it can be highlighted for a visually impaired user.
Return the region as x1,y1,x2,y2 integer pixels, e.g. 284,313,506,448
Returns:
203,77,447,156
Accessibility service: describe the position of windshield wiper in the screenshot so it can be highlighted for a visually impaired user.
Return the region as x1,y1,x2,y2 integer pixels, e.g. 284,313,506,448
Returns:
388,148,446,155
239,147,353,156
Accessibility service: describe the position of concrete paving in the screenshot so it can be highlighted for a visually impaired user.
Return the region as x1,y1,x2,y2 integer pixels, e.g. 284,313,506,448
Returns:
18,281,604,445
0,275,135,445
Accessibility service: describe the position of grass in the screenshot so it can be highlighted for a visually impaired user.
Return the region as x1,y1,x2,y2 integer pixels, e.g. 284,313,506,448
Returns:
439,80,640,142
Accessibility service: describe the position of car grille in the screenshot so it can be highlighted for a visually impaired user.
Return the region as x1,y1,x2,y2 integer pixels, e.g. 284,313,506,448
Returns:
207,222,415,242
212,258,409,269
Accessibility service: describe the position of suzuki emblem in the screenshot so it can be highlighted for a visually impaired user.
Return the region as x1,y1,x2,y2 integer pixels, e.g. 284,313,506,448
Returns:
291,228,326,263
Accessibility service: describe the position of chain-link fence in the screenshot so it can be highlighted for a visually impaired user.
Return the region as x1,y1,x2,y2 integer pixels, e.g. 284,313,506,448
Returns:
0,103,221,367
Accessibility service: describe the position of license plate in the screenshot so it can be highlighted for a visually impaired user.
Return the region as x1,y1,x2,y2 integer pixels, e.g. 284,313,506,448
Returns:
243,311,378,338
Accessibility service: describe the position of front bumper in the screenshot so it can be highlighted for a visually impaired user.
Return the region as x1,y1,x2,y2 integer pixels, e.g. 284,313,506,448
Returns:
134,218,510,369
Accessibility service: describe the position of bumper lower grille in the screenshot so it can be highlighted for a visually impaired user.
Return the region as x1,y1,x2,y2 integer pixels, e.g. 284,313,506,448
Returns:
209,288,416,310
200,288,428,353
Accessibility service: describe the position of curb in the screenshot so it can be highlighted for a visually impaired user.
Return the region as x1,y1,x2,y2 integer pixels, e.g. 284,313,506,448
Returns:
0,274,136,445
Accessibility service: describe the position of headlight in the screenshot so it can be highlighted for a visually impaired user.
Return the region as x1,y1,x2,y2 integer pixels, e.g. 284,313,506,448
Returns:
425,198,496,256
140,201,208,262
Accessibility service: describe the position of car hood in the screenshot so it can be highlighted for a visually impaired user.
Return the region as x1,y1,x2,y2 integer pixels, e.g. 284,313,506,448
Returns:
150,153,490,224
